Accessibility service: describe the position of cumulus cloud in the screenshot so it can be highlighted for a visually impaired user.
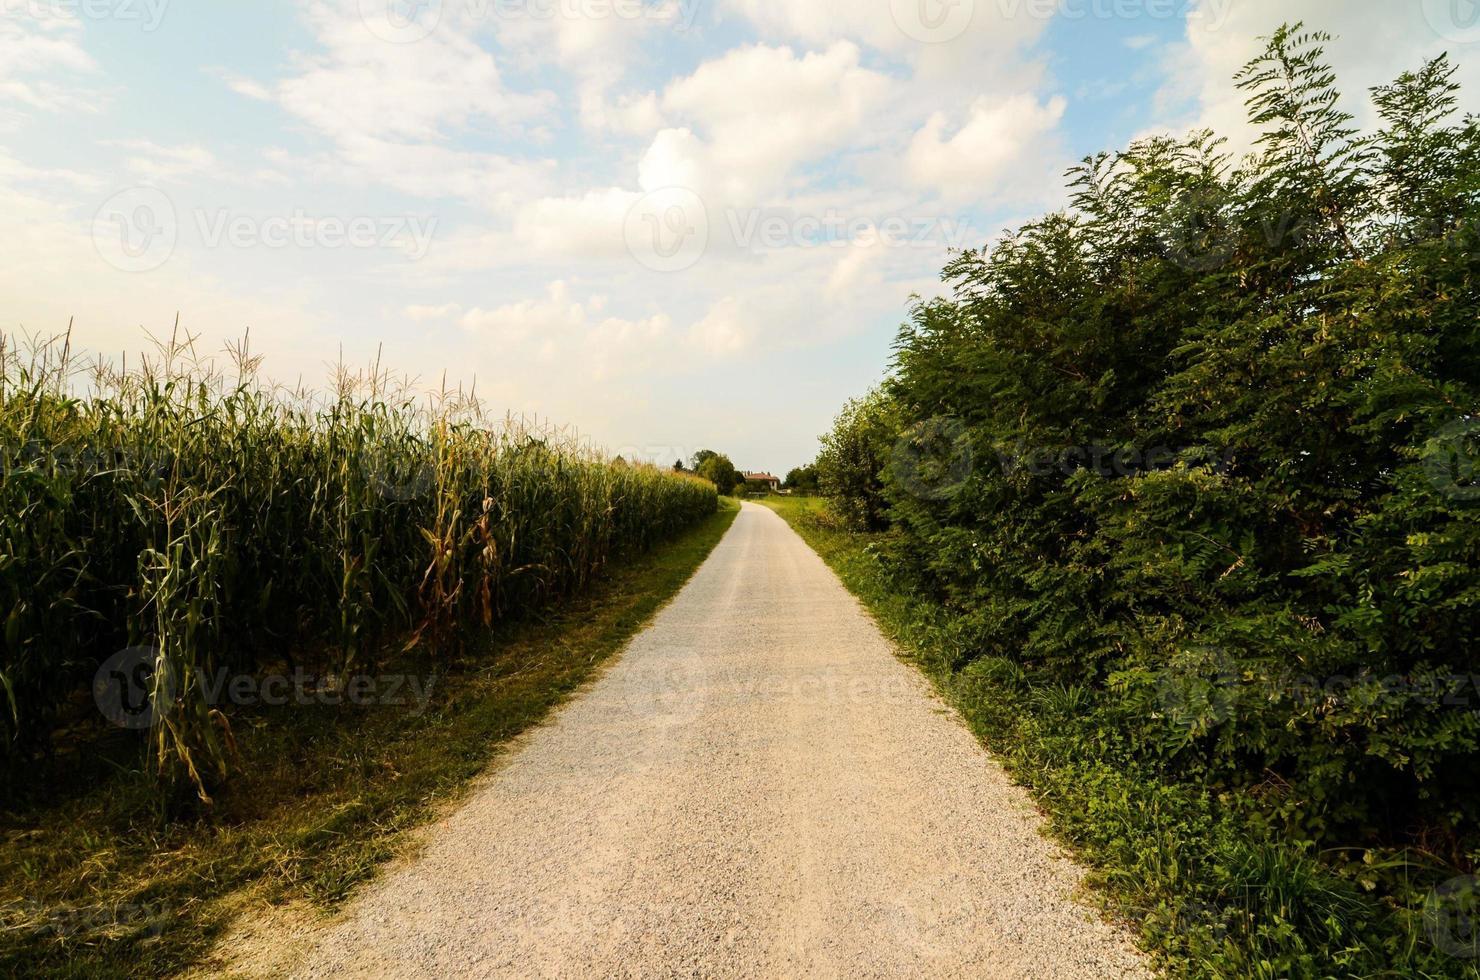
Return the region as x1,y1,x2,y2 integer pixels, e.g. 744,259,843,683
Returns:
1153,0,1480,156
104,140,219,181
652,43,891,201
719,0,1046,79
457,281,673,376
252,0,558,210
905,94,1068,205
0,11,97,127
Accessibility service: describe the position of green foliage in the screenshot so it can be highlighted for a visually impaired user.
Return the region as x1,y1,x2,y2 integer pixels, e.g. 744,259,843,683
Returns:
816,389,897,531
0,331,717,802
783,464,819,493
820,25,1480,975
692,449,742,495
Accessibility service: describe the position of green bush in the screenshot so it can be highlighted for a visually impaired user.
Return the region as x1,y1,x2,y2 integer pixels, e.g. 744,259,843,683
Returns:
821,24,1480,974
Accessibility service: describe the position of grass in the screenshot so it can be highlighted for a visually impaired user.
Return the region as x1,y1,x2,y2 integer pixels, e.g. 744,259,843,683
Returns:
759,497,1480,979
0,498,739,978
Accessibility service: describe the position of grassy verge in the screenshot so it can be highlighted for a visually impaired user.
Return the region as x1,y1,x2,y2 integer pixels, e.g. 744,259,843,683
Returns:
0,499,739,979
761,497,1475,980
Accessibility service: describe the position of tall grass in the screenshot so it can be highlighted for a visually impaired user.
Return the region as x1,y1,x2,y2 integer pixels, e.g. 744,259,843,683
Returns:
0,328,717,801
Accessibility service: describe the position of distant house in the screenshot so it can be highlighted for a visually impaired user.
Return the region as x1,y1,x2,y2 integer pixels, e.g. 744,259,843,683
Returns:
742,472,781,493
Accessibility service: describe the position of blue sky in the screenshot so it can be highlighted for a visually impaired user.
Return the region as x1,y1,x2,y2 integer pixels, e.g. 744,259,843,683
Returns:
3,0,1477,473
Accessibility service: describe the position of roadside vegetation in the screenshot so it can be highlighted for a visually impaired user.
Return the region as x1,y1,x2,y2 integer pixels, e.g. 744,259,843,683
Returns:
0,329,715,802
802,25,1480,979
0,329,726,975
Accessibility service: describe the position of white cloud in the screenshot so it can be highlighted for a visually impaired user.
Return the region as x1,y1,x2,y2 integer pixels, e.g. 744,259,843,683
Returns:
105,140,219,181
578,85,664,136
280,1,544,143
0,11,97,127
459,281,671,376
1154,1,1480,157
210,69,273,101
720,0,1044,75
825,227,888,301
254,0,557,210
655,43,891,200
406,302,463,321
905,94,1067,204
687,296,750,355
512,187,639,259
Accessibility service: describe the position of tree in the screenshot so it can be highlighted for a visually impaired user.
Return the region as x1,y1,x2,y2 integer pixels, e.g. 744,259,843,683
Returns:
816,390,895,530
818,26,1480,972
784,464,819,493
694,452,740,496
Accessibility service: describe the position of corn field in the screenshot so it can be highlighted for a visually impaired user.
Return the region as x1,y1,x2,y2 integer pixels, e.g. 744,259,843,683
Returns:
0,329,717,800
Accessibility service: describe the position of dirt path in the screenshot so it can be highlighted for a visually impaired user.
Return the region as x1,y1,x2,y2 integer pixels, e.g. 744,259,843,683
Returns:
284,502,1150,978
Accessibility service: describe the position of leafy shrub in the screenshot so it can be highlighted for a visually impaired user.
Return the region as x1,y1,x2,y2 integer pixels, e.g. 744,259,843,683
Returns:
822,23,1480,974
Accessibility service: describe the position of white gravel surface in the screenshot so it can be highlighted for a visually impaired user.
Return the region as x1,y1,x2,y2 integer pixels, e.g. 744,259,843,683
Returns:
287,502,1151,978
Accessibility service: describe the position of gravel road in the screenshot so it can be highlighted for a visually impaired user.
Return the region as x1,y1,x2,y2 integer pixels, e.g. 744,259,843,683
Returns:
289,502,1151,978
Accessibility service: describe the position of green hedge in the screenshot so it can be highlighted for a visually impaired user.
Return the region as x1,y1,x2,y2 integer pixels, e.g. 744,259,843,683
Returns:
819,25,1480,976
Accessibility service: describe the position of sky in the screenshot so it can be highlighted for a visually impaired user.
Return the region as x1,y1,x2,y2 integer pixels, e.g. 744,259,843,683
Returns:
3,0,1478,475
